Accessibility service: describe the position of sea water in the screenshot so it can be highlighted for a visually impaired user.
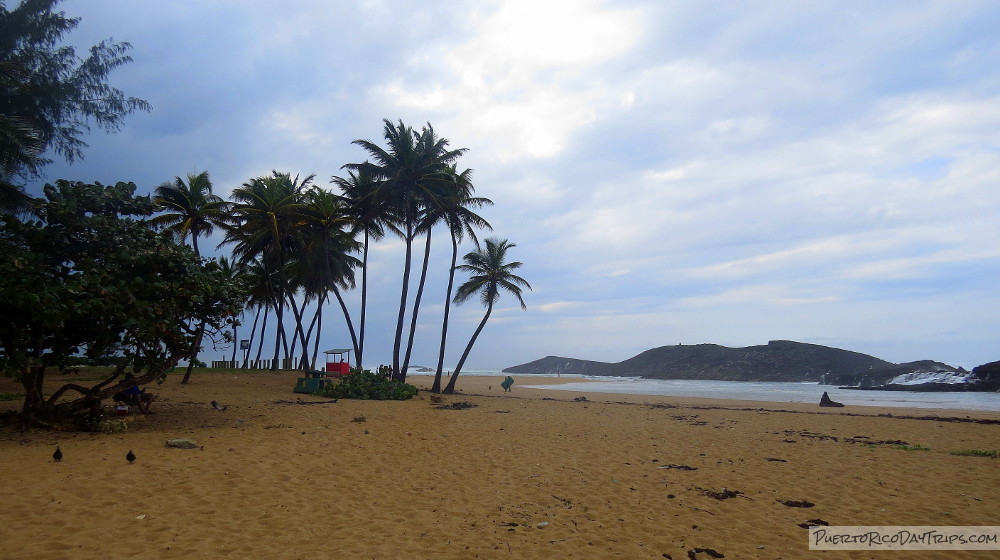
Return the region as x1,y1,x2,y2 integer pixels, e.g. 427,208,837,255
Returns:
411,369,1000,412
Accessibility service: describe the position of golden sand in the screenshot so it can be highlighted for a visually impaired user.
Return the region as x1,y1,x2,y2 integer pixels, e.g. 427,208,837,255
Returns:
1,371,997,559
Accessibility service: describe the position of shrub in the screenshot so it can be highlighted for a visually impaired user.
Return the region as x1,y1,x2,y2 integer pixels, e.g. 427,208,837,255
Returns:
895,443,930,451
320,369,418,401
949,449,998,458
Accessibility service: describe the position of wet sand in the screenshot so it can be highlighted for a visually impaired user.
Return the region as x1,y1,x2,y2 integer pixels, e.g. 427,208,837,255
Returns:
1,371,997,559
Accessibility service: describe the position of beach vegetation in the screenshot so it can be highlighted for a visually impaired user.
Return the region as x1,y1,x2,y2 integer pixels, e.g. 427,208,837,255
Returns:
319,368,417,400
894,443,930,451
443,238,530,394
949,449,998,458
0,180,246,427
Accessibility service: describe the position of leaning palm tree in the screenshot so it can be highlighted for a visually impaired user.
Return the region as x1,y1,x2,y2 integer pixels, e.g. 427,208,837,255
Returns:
222,171,311,369
346,119,467,381
332,167,388,371
431,166,492,393
442,238,530,394
151,171,230,383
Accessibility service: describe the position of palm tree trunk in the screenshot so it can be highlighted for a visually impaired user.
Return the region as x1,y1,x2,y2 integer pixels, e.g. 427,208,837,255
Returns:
432,232,460,393
402,229,432,377
254,307,269,366
357,231,369,371
243,306,262,368
331,286,360,365
181,235,204,384
180,322,206,384
392,220,414,382
230,319,238,364
309,294,325,370
443,302,493,394
272,298,285,370
287,294,311,371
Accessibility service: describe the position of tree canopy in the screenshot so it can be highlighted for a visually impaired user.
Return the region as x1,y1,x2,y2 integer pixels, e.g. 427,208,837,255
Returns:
0,180,246,426
0,0,150,181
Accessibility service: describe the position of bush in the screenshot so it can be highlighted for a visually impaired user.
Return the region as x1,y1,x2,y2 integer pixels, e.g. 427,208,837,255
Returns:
949,449,998,458
895,443,930,451
320,369,418,401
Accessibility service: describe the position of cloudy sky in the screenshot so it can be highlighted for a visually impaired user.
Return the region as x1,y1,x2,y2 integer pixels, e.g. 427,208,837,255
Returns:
33,0,1000,370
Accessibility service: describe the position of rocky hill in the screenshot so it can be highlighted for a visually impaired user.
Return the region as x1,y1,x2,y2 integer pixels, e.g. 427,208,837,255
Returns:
504,340,893,382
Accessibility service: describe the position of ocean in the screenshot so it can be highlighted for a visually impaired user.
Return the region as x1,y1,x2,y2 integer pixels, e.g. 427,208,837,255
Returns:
411,369,1000,412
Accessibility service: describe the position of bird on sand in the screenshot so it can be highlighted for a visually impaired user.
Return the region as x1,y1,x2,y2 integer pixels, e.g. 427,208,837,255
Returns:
126,450,136,464
53,447,63,462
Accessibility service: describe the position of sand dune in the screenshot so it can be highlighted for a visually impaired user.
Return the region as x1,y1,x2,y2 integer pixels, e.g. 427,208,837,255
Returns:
1,371,997,559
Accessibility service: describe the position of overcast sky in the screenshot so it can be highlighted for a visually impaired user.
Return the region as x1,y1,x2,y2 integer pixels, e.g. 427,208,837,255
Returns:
33,0,1000,370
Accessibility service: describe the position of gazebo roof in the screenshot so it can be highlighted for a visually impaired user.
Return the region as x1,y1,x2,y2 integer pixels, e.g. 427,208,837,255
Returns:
323,349,352,354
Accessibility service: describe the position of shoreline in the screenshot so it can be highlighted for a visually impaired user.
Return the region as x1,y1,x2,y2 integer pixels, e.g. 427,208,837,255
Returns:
408,375,1000,420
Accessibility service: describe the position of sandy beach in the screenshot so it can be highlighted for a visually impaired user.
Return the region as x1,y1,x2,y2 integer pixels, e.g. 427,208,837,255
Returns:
1,371,997,559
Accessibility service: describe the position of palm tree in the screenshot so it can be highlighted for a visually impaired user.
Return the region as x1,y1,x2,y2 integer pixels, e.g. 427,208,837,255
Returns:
151,171,229,258
443,238,530,394
431,166,492,393
332,167,388,371
346,119,467,381
223,171,310,369
297,187,362,369
151,171,230,383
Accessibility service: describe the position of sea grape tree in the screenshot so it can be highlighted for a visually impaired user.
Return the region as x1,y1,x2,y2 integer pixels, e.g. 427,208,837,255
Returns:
0,180,246,426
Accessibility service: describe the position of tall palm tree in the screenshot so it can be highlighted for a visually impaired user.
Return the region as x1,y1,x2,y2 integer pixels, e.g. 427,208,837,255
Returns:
443,238,530,394
346,119,466,381
223,171,310,370
431,166,493,393
332,167,388,371
296,187,362,369
151,171,230,383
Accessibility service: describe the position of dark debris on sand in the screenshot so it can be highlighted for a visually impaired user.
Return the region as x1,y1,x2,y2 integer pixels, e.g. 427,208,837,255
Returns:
434,401,478,410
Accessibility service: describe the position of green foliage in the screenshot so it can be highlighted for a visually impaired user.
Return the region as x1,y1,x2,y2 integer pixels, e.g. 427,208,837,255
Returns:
0,0,151,180
949,449,998,458
0,392,22,401
320,369,418,401
0,180,247,419
894,443,930,451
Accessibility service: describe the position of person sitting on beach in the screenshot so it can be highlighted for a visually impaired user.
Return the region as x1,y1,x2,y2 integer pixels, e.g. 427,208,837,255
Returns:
113,375,155,414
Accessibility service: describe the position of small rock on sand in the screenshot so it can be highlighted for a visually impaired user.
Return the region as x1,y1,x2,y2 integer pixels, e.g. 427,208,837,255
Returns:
165,438,198,449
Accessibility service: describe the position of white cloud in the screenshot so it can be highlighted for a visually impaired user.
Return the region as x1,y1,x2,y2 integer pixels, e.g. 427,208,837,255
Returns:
374,0,645,161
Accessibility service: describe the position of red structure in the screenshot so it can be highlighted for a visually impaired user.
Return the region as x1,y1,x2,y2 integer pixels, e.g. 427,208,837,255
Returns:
324,349,352,375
